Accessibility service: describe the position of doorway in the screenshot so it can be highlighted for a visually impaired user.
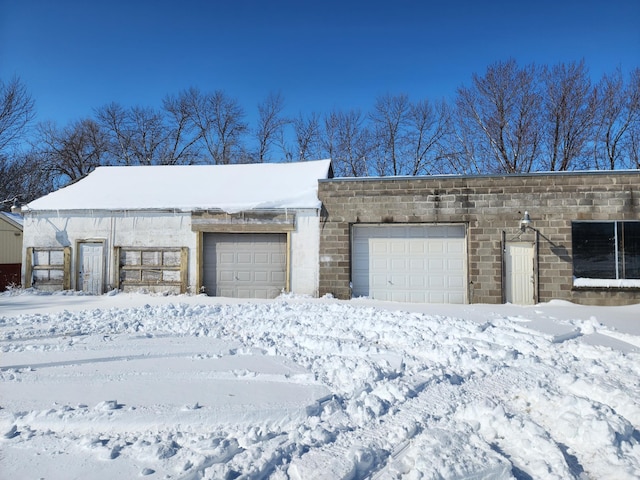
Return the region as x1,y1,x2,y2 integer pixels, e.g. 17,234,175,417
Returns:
504,242,536,305
78,241,105,294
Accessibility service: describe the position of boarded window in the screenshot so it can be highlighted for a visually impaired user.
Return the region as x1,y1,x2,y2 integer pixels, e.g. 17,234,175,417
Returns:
117,247,187,293
26,247,71,290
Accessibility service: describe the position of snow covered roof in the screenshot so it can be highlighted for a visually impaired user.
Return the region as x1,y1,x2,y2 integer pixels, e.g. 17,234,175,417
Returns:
0,211,23,228
25,160,332,214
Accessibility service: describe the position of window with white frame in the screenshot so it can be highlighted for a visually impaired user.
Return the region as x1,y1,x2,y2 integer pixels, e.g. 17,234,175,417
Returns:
572,221,640,287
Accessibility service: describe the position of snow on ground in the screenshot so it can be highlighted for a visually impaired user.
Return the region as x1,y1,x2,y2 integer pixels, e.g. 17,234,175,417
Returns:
1,290,639,479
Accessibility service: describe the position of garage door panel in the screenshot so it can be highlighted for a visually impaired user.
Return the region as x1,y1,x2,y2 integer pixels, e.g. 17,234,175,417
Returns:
390,292,406,302
219,271,234,281
372,242,389,254
409,275,426,288
430,292,446,303
253,253,269,264
390,258,407,269
371,273,388,288
447,243,464,254
428,258,445,270
410,292,426,302
271,253,286,263
220,252,235,263
409,242,426,254
352,225,467,304
428,241,445,254
237,253,253,264
447,257,464,269
390,275,408,287
272,272,286,283
236,288,254,299
237,271,252,282
371,258,388,270
203,233,286,299
391,242,408,254
449,292,465,303
409,258,426,270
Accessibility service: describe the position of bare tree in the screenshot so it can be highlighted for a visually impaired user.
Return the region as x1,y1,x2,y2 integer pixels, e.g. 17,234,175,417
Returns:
322,109,371,177
593,68,640,170
293,112,321,161
406,99,452,175
96,103,168,165
161,93,203,165
628,122,640,169
180,88,247,165
624,70,640,170
370,93,411,176
0,76,35,154
0,155,20,207
255,92,289,162
37,119,108,186
0,151,55,205
128,106,172,165
542,60,597,171
445,124,481,174
454,59,542,174
95,103,134,165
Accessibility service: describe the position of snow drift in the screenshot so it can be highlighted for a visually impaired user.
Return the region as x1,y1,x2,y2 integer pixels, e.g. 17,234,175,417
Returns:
1,291,639,479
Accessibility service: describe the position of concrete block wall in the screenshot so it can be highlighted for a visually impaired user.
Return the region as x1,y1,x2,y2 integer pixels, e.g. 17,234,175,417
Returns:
318,171,640,306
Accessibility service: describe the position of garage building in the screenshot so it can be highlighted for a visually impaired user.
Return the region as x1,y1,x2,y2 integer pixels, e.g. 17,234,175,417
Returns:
318,171,640,306
21,160,333,297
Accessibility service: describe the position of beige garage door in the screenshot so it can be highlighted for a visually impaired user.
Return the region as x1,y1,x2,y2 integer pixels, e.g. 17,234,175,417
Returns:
352,224,467,303
203,233,286,298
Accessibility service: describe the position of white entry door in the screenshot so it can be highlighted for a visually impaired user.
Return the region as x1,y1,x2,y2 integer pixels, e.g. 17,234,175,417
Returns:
78,242,104,294
505,243,535,305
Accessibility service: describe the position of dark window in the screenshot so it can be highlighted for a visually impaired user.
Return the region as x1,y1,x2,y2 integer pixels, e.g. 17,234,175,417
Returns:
572,221,640,279
621,222,640,279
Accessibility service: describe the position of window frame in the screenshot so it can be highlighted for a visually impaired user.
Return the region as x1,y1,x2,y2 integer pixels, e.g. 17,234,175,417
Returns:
572,220,640,288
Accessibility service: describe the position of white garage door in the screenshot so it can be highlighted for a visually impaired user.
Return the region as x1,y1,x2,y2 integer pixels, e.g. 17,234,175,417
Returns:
203,233,286,299
352,224,467,304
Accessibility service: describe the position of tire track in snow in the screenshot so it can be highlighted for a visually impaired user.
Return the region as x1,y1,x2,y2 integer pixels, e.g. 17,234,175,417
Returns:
286,367,536,479
0,351,212,371
509,366,640,479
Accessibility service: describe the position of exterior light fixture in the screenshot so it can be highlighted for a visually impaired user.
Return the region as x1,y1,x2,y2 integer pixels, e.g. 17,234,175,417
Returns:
520,211,532,232
10,198,21,215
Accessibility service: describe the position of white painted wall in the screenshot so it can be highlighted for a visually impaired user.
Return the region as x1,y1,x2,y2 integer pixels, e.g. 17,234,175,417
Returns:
22,211,194,291
289,209,321,296
22,209,321,296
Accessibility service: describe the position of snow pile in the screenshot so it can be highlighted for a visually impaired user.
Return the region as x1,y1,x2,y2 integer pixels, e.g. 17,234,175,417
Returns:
1,292,639,479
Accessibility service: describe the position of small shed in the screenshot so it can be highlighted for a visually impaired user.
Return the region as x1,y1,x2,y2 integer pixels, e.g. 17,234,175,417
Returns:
0,211,23,290
22,160,333,297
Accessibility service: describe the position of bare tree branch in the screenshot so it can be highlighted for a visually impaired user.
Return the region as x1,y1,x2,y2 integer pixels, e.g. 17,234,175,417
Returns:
36,119,108,186
454,59,542,174
0,76,35,153
323,109,371,177
593,68,640,169
370,93,411,175
255,92,289,162
180,88,248,164
293,112,321,161
542,60,597,171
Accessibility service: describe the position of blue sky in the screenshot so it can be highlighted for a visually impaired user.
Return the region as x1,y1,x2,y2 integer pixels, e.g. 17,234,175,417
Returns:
1,0,639,128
